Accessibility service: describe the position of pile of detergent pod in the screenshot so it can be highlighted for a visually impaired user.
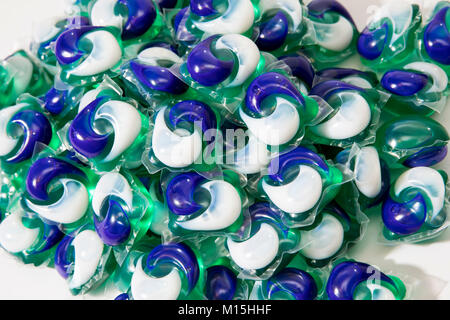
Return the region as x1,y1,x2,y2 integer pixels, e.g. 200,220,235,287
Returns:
0,0,448,301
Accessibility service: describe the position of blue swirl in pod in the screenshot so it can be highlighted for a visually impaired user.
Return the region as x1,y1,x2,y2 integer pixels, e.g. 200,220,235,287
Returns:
147,99,219,171
259,146,343,227
381,70,428,96
186,36,234,86
91,172,147,248
255,0,305,53
34,16,90,67
326,260,405,300
403,145,448,168
380,61,448,115
42,86,84,121
186,0,257,37
266,268,318,300
306,0,357,62
129,243,201,299
114,293,130,300
205,265,237,300
423,4,450,65
55,26,122,84
68,94,144,167
25,157,89,228
119,0,157,40
357,2,421,68
382,166,447,237
185,33,261,88
128,46,188,95
0,102,53,165
239,72,314,147
44,88,67,115
173,7,197,46
89,0,158,41
227,202,300,273
316,68,378,88
278,54,316,90
165,171,244,233
69,97,109,159
256,12,289,52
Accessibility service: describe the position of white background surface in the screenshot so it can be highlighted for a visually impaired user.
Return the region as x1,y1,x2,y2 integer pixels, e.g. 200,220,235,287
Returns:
0,0,448,299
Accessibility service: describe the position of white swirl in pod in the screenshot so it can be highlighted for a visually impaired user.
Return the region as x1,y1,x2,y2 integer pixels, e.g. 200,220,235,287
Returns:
227,223,279,270
394,167,445,221
130,257,182,300
262,165,323,214
90,0,124,30
152,107,202,168
370,1,412,45
192,0,255,35
4,55,33,95
68,30,122,77
239,96,300,146
69,229,104,289
260,0,303,30
299,214,344,260
355,146,382,198
0,213,39,253
312,15,354,51
404,62,448,101
137,47,183,65
26,179,89,224
92,172,133,216
229,132,271,175
310,92,371,140
95,100,142,163
0,104,26,157
177,180,241,231
215,34,260,87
